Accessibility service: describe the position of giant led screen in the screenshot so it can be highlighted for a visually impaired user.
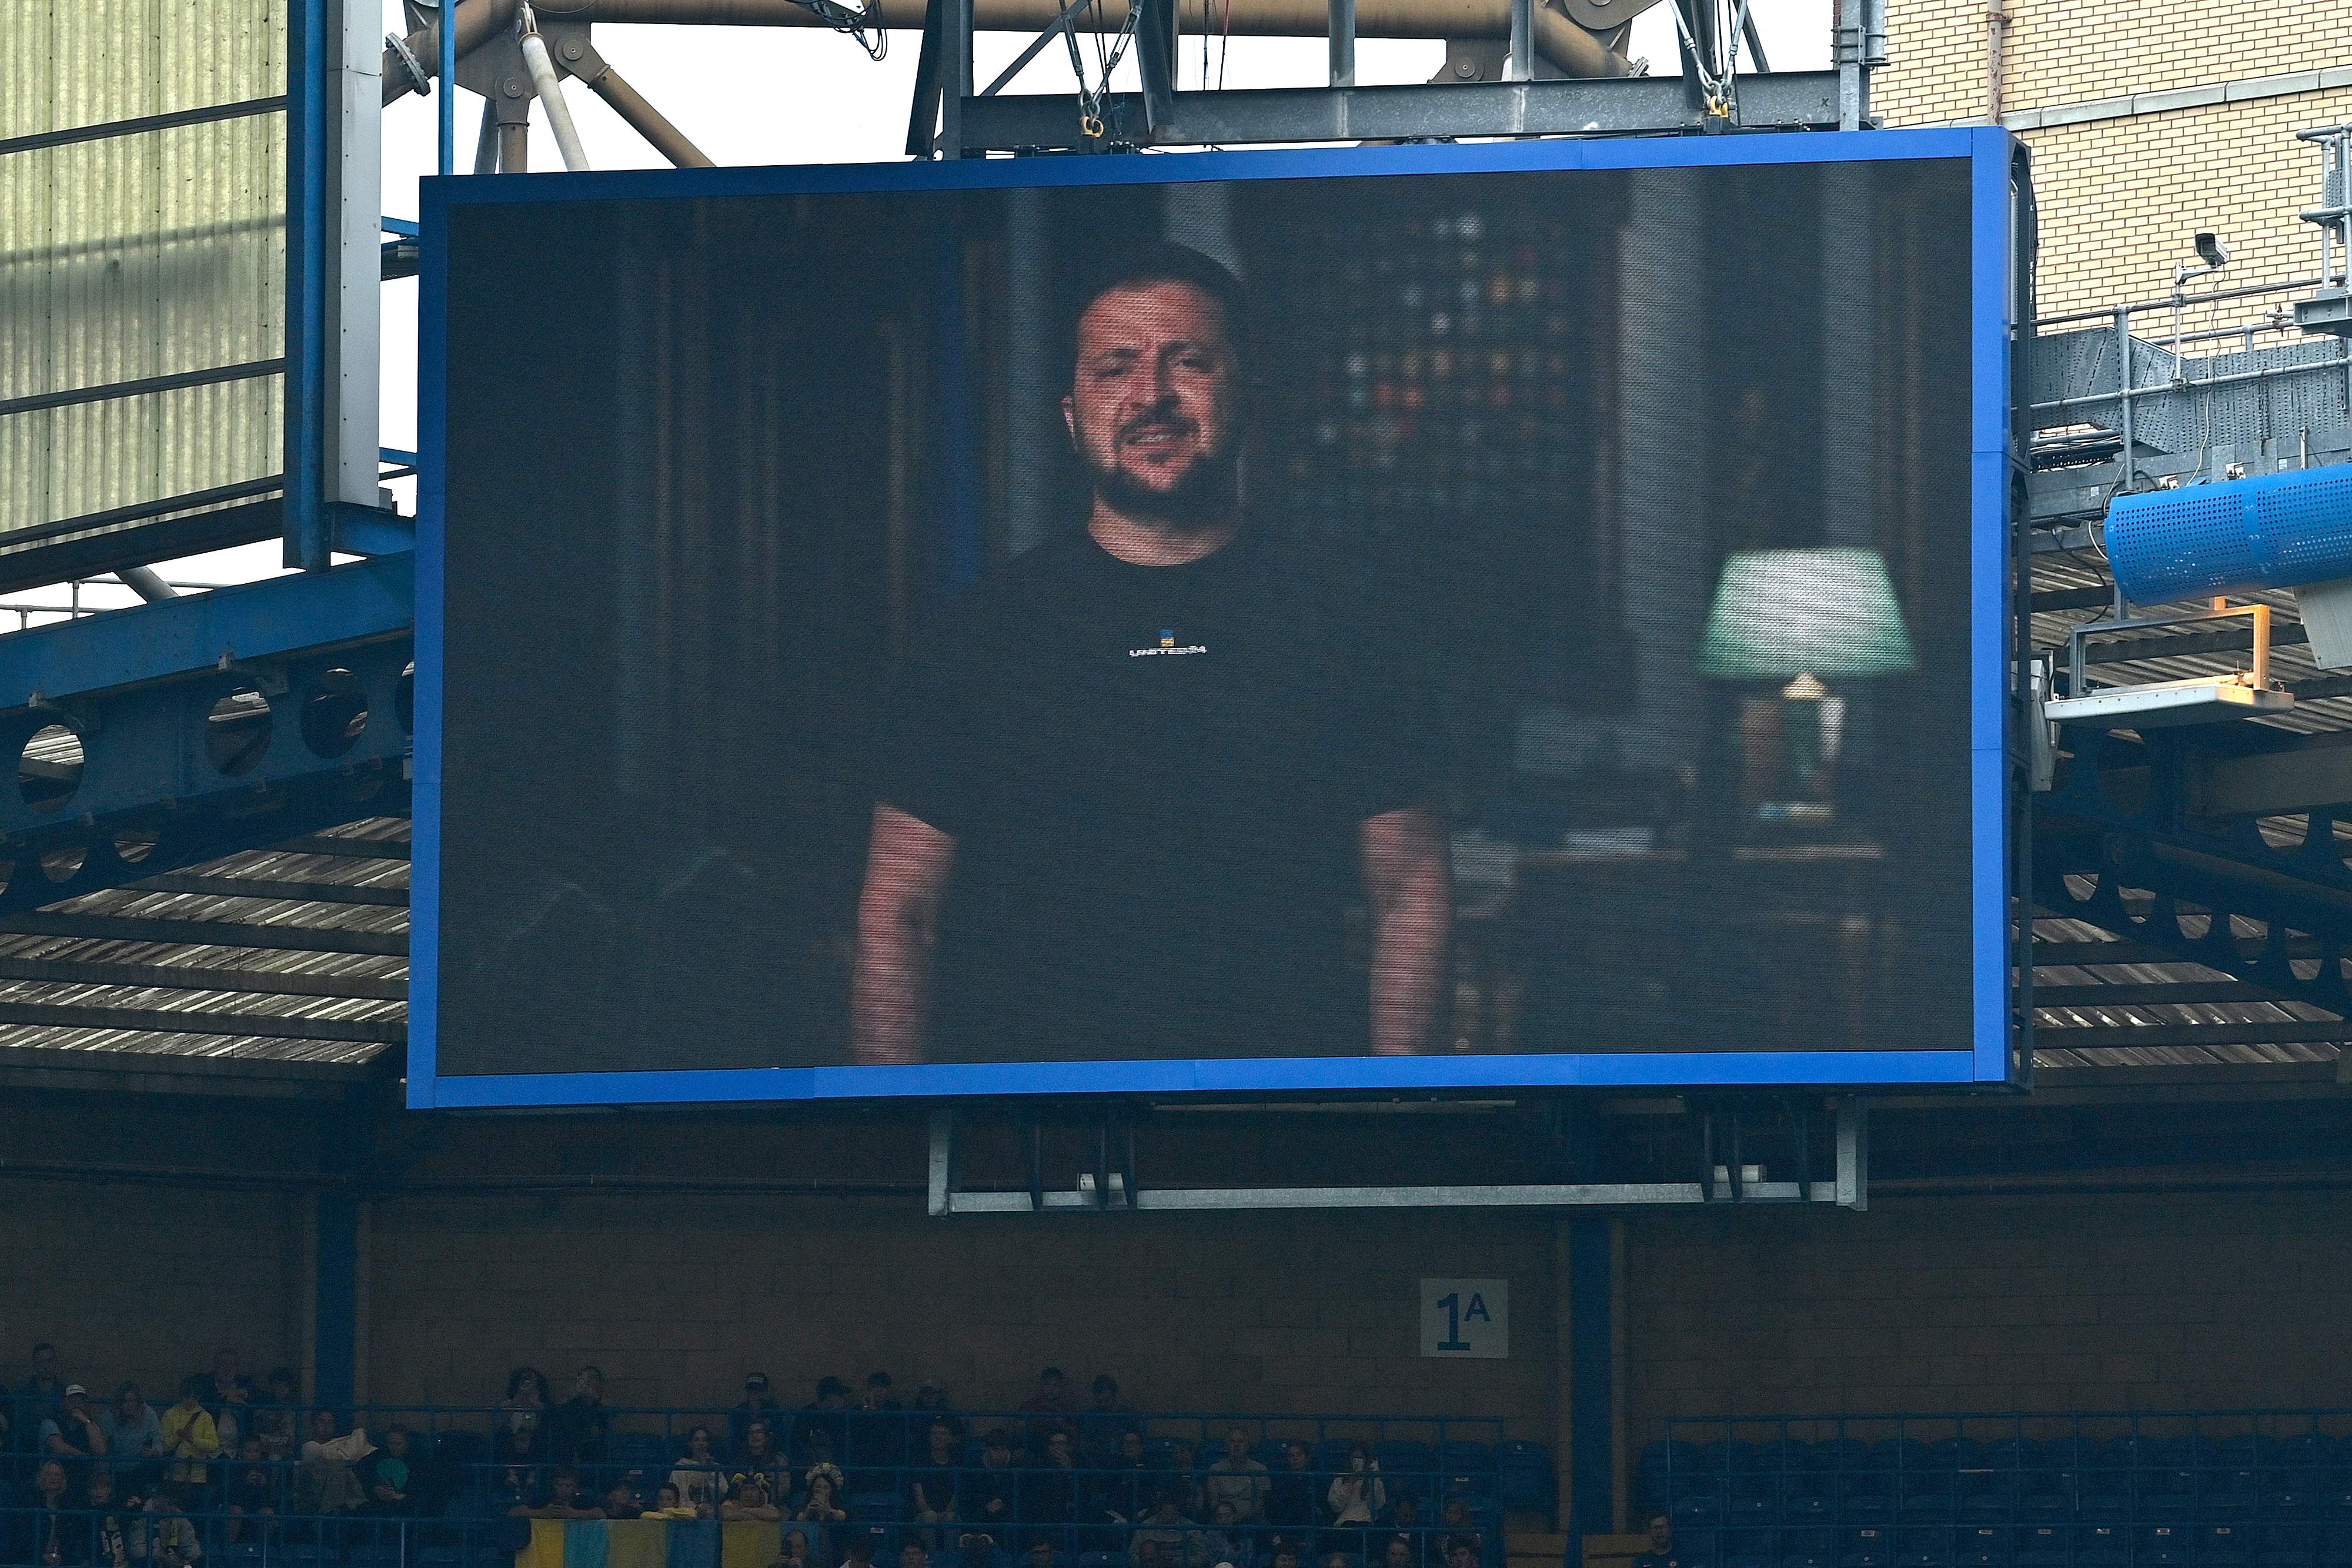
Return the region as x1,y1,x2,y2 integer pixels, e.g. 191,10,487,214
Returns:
413,132,2016,1106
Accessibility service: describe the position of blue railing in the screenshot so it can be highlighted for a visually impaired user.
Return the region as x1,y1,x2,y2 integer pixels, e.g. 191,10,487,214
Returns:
0,1403,1538,1568
1647,1412,2352,1568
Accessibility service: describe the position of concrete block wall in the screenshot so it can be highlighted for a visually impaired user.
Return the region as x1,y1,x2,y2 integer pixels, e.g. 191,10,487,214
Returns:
361,1194,1561,1433
0,1174,306,1401
1622,1189,2352,1435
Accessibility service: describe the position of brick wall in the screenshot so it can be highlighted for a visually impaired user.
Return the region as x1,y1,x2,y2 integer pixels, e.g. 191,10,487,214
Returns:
2022,90,2346,318
362,1193,1561,1434
1872,0,2346,321
1623,1188,2352,1436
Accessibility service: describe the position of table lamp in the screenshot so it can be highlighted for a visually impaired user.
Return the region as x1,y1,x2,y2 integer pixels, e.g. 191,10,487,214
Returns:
1699,547,1917,810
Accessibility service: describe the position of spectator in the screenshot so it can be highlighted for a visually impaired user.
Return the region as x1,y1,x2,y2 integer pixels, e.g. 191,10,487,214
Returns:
1266,1540,1304,1568
1381,1539,1416,1568
733,1374,781,1460
1441,1541,1476,1568
496,1367,551,1467
1435,1500,1479,1565
156,1382,218,1490
1090,1430,1152,1532
44,1386,109,1465
848,1373,909,1480
191,1353,250,1456
1206,1430,1270,1523
549,1366,610,1467
740,1419,788,1492
603,1480,641,1519
794,1379,852,1466
1267,1445,1317,1533
799,1462,850,1523
1325,1448,1383,1534
1080,1379,1130,1465
1154,1440,1201,1519
296,1411,372,1518
670,1425,725,1514
1024,1429,1079,1540
723,1472,785,1523
1319,1554,1354,1568
911,1417,964,1532
1027,1538,1064,1568
249,1370,300,1463
19,1457,72,1567
948,1530,1013,1568
225,1439,278,1543
970,1429,1019,1530
361,1426,419,1516
1630,1516,1679,1568
1204,1499,1257,1568
1131,1492,1207,1568
779,1528,818,1568
98,1387,163,1495
132,1486,202,1568
1018,1372,1077,1450
510,1466,604,1520
646,1483,699,1522
1135,1542,1171,1568
1381,1497,1426,1567
902,1542,934,1568
21,1343,66,1406
913,1385,961,1439
83,1465,131,1568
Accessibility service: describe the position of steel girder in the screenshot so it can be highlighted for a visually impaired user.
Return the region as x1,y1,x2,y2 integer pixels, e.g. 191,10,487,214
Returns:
2034,725,2352,1017
0,558,415,914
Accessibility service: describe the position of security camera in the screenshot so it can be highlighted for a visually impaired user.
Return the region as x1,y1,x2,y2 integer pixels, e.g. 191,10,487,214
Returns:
2196,232,2230,269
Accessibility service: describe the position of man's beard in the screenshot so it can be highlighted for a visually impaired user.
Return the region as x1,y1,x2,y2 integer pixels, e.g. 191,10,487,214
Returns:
1087,440,1242,531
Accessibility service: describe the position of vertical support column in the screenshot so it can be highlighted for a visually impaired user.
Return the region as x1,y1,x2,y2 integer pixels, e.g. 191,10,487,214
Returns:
287,0,385,571
1566,1216,1617,1544
1834,0,1865,129
941,0,974,156
1506,0,1532,83
311,1188,362,1412
1328,0,1357,88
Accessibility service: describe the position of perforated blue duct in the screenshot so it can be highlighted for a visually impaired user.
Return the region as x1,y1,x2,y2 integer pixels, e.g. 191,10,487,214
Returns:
2107,463,2352,604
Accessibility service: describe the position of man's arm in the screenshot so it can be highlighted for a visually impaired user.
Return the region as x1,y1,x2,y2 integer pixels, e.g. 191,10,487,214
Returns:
851,804,958,1066
1360,805,1452,1056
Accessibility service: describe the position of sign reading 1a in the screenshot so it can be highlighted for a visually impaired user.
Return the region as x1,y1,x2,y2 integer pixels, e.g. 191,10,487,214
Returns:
1420,1278,1509,1359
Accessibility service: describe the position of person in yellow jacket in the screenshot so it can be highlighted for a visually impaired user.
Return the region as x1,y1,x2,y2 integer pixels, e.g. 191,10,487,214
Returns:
158,1380,220,1488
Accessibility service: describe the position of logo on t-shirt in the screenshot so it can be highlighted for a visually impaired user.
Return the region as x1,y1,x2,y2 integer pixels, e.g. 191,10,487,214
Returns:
1130,627,1207,658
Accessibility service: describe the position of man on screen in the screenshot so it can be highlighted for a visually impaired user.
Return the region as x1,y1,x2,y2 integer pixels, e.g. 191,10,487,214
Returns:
852,243,1451,1066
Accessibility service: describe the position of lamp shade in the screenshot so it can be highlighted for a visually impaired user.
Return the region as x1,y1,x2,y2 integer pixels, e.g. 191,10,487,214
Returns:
1699,546,1917,680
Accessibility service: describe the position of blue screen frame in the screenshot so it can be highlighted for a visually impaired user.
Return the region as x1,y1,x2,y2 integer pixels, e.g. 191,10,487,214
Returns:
410,127,2017,1109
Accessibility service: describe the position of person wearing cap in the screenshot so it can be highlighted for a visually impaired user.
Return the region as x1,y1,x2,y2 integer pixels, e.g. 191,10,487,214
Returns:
732,1372,780,1460
793,1378,851,1467
39,1385,107,1463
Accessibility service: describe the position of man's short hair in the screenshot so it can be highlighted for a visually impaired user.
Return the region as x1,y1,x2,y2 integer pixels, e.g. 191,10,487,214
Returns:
1066,244,1252,385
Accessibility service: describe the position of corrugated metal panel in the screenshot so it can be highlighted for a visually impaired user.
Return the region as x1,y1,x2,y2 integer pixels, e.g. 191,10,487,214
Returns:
0,0,286,549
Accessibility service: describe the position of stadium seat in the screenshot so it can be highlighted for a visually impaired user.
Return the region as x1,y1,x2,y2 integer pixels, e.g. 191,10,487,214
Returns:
1839,1527,1892,1568
1379,1441,1437,1480
1080,1552,1130,1568
1498,1441,1553,1517
2139,1527,2189,1568
2200,1525,2254,1567
851,1490,899,1520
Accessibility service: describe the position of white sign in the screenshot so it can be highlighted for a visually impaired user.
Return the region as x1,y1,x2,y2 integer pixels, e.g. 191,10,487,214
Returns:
1420,1278,1508,1359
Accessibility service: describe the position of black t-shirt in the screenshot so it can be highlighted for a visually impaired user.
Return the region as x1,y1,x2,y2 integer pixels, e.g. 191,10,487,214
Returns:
874,526,1445,1064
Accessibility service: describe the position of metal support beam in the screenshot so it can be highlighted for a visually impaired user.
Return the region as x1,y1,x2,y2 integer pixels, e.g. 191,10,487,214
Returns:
0,1002,403,1047
2184,731,2352,817
1566,1216,1613,1539
0,956,406,1002
960,68,1836,147
0,556,412,711
573,45,715,166
0,912,407,957
927,1104,1870,1214
1328,0,1355,86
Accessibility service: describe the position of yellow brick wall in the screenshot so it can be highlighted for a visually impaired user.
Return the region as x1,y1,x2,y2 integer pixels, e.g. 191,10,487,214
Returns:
1874,1,2348,322
2024,89,2347,317
1878,0,2352,122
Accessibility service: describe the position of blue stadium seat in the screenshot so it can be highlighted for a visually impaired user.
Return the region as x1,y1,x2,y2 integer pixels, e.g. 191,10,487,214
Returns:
850,1490,898,1521
1318,1440,1360,1475
2014,1526,2069,1568
1839,1528,1892,1568
1380,1442,1437,1479
1080,1552,1130,1568
2200,1525,2254,1567
2139,1527,2190,1568
1953,1527,2007,1567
